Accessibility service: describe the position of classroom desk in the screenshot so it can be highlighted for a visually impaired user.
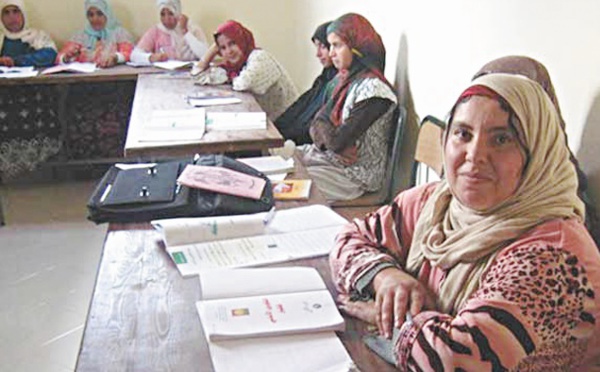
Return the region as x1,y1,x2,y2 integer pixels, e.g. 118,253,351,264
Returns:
0,65,168,170
75,164,394,372
0,65,163,86
123,74,285,159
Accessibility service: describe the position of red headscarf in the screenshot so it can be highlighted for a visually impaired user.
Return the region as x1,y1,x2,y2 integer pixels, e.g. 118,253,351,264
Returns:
318,13,390,126
214,20,256,80
456,85,501,102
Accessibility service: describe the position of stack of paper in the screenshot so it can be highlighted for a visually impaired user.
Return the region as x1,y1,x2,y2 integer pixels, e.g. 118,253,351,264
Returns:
138,108,205,143
205,112,266,131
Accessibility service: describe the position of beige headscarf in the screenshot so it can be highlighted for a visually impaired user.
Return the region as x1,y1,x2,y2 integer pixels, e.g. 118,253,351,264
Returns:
406,73,585,314
0,0,56,51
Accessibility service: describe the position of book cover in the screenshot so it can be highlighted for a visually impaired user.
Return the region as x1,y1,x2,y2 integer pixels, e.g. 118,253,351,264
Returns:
177,164,266,200
196,268,344,341
272,179,312,200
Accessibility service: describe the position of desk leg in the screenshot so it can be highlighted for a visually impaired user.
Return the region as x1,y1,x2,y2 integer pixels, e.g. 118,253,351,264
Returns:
0,194,5,226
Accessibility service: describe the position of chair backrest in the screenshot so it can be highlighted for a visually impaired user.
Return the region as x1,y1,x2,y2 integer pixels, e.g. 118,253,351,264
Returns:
411,115,445,187
384,106,407,203
331,106,406,207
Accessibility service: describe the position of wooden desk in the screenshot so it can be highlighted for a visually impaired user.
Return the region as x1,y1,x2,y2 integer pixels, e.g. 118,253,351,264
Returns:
0,65,169,170
76,164,394,372
0,64,163,86
124,74,285,159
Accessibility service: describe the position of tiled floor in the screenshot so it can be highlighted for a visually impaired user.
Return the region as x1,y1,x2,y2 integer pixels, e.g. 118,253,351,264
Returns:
0,179,105,372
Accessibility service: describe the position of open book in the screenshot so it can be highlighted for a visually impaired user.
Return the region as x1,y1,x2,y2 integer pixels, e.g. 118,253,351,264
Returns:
40,62,97,75
197,267,355,372
152,204,348,277
197,267,344,341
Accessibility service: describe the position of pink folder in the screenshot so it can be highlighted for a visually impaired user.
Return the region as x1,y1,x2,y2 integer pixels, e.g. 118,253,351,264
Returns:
177,165,266,200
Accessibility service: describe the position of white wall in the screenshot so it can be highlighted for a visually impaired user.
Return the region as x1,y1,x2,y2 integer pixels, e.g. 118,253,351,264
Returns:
20,0,600,210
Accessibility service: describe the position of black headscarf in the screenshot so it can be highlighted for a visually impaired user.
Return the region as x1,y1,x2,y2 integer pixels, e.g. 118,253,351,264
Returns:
274,21,337,145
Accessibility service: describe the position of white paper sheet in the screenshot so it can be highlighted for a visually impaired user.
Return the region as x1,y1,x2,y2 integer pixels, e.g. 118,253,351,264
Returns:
208,332,355,372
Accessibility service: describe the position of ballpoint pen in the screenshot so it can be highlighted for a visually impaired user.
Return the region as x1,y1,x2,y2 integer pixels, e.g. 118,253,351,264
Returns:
263,206,276,226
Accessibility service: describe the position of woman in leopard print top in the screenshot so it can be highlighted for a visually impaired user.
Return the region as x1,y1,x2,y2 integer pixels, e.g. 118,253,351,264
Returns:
330,73,600,370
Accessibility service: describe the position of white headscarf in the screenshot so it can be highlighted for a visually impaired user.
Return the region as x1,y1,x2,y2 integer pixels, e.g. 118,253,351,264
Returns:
154,0,207,60
0,0,56,50
406,73,584,314
156,0,181,17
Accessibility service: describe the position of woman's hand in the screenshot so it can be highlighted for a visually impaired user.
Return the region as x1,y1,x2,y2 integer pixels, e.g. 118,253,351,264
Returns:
178,14,189,34
97,54,118,68
337,294,378,324
373,267,435,339
0,56,14,67
335,146,358,166
63,44,81,63
149,52,168,63
192,43,219,76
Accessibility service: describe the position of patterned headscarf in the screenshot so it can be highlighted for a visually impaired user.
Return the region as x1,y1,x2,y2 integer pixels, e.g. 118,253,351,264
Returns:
407,73,584,314
0,0,56,50
83,0,119,49
213,20,256,80
317,13,389,127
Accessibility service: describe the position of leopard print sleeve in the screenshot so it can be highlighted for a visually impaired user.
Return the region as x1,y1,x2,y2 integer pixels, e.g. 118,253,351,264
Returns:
395,241,598,371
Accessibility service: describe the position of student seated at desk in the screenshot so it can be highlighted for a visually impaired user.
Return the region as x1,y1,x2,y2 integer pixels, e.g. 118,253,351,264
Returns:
194,20,298,120
296,13,397,202
130,0,209,65
56,0,134,68
274,21,337,145
330,73,600,370
0,0,57,67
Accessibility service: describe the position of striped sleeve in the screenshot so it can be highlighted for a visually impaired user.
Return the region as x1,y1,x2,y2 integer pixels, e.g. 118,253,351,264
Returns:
329,183,437,296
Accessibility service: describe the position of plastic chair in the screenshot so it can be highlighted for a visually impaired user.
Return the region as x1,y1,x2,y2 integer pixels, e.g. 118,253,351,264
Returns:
410,115,445,187
332,106,407,207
